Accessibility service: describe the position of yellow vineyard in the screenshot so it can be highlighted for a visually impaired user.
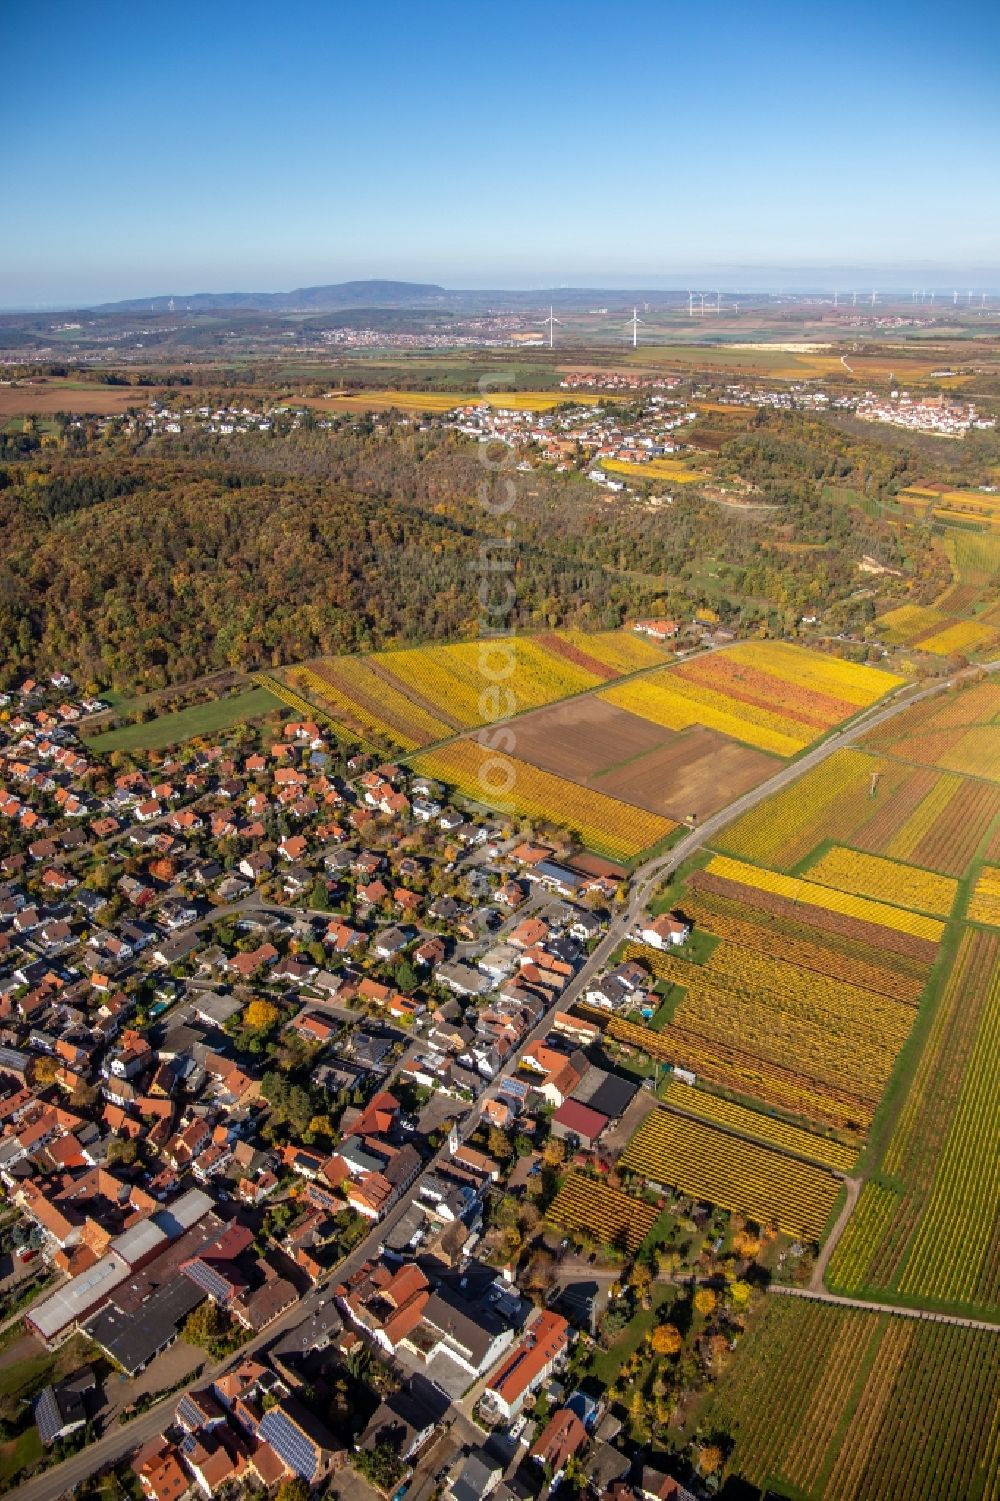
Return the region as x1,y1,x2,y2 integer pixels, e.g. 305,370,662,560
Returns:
600,457,706,484
621,1109,839,1240
878,603,951,646
303,389,611,414
804,846,957,917
705,855,946,942
602,642,901,759
661,1081,857,1172
602,673,808,756
289,629,669,753
969,866,1000,926
919,620,996,656
722,641,901,708
547,1172,658,1252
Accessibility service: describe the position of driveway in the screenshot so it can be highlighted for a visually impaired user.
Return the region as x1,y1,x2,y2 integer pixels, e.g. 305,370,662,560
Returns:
601,1088,658,1158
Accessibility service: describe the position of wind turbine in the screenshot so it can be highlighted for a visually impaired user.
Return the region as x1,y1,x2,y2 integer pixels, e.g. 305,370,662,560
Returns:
968,290,974,306
699,292,705,316
954,290,959,306
540,306,562,349
834,290,839,309
627,307,645,348
852,290,858,307
688,291,694,318
715,291,722,315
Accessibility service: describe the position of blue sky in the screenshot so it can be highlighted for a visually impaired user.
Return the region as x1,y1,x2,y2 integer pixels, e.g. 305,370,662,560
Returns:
4,0,999,304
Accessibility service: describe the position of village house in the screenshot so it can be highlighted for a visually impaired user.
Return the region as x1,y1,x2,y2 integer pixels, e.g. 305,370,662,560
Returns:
635,913,690,949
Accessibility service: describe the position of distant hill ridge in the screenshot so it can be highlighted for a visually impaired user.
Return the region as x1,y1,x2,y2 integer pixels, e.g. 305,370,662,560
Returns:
95,279,449,313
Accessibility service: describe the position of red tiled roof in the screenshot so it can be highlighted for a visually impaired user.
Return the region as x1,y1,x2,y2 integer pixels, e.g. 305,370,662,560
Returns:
552,1099,609,1140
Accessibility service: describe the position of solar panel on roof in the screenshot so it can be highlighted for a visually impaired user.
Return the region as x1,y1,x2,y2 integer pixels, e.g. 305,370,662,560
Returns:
182,1259,236,1304
259,1409,318,1481
34,1387,62,1446
176,1395,202,1430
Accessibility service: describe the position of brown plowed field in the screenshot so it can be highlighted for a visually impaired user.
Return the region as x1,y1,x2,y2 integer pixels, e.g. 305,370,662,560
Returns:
0,381,168,416
508,697,774,820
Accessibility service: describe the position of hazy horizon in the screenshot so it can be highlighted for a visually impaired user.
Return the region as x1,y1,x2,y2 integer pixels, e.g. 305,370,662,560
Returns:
5,264,1000,315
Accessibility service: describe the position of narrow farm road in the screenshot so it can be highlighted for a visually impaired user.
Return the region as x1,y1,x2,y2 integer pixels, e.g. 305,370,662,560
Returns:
771,1284,1000,1332
811,1176,862,1291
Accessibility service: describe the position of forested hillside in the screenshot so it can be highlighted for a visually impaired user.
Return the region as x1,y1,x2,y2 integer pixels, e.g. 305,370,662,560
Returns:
0,422,942,692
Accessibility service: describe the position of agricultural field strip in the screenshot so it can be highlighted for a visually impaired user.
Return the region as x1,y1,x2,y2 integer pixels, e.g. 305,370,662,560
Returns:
878,724,1000,784
827,1183,902,1291
660,1080,857,1172
292,660,453,749
689,868,938,967
610,1011,880,1132
601,673,810,757
681,894,925,1002
781,1311,884,1495
384,637,605,729
882,928,992,1181
290,629,670,752
547,1171,657,1253
602,644,899,761
921,619,998,656
718,745,1000,877
599,456,705,483
411,738,675,863
898,950,1000,1306
675,651,863,727
827,929,1000,1310
635,943,912,1102
701,1297,1000,1500
698,1300,858,1492
620,1107,839,1240
817,1316,915,1501
705,855,945,941
881,770,966,864
879,602,951,644
715,747,888,866
644,940,914,1062
804,844,958,917
968,865,1000,925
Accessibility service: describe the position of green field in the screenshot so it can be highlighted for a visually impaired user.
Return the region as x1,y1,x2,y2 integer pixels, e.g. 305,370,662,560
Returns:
86,685,283,752
0,1344,53,1485
692,1296,1000,1499
827,924,1000,1318
0,1427,42,1487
